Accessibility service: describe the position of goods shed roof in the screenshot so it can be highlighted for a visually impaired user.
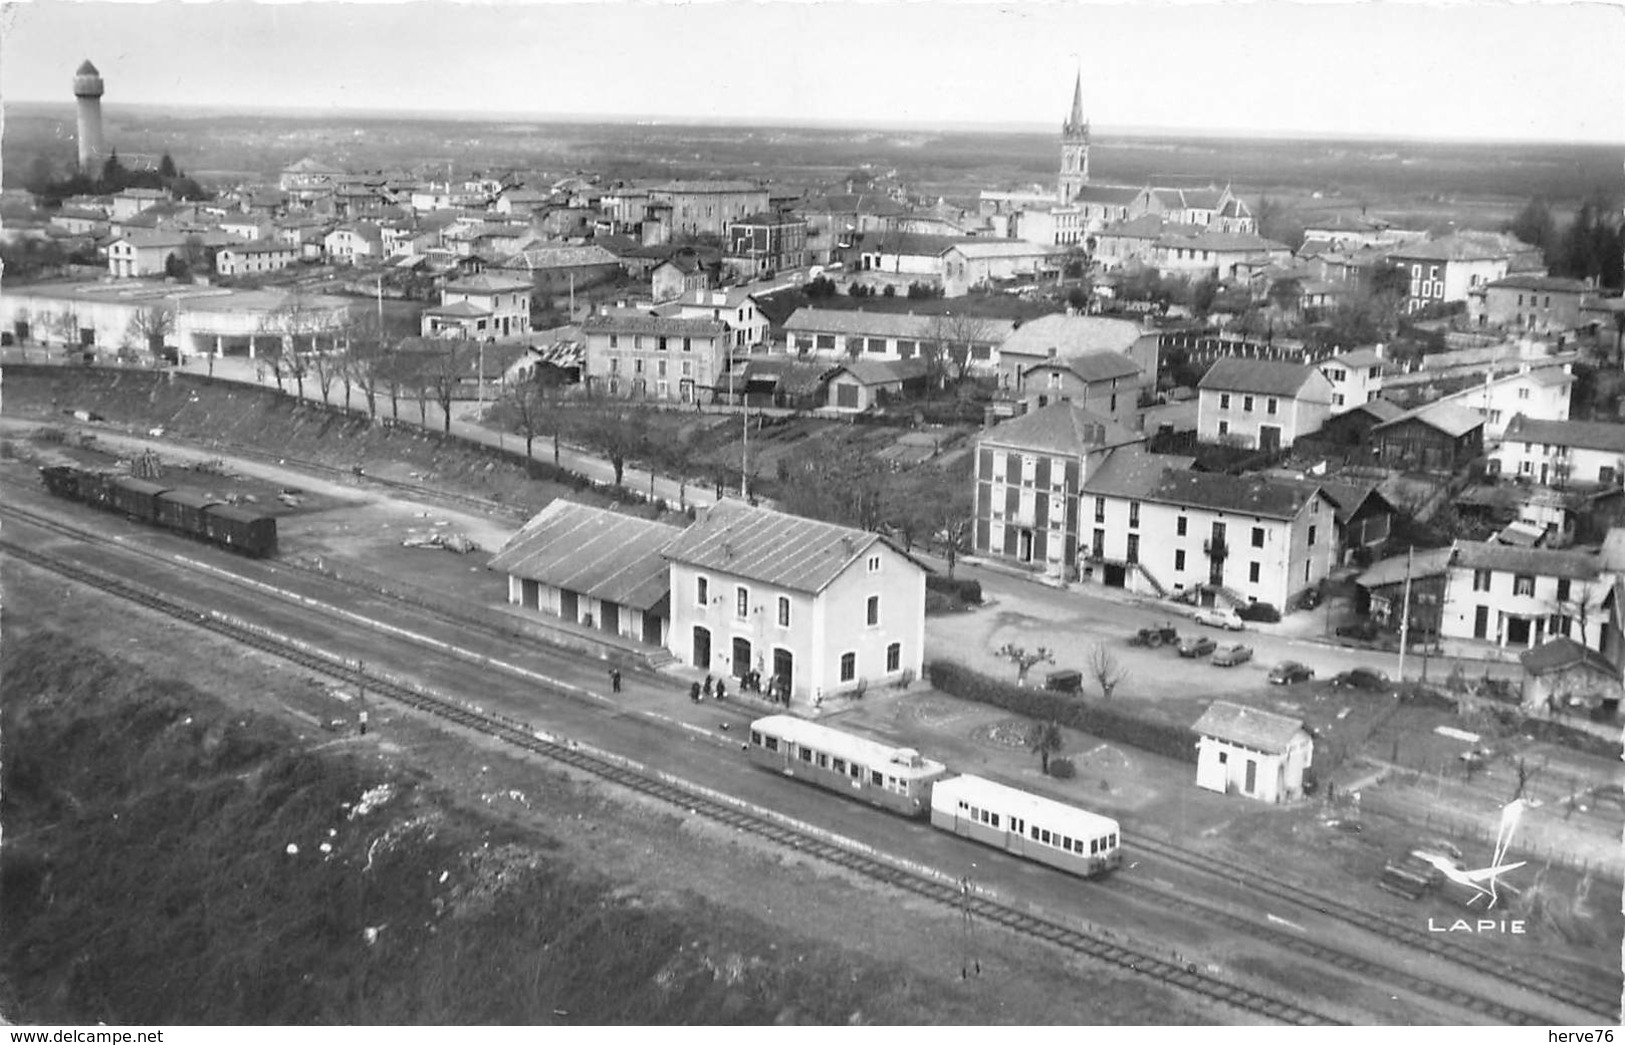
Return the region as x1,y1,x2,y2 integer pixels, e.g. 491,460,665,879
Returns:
489,500,681,613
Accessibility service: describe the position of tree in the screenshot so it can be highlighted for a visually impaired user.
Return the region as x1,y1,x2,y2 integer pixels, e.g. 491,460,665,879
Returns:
573,402,649,488
923,312,994,387
259,289,329,400
158,153,178,180
998,643,1054,686
1267,277,1303,317
125,304,176,364
1025,720,1064,775
499,377,551,459
1087,642,1129,700
46,309,82,349
1555,194,1624,290
99,150,126,191
423,341,475,434
1506,197,1558,263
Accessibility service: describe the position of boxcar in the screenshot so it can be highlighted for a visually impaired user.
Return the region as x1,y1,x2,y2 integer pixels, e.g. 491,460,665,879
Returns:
77,469,116,510
40,465,83,501
107,477,172,524
155,489,223,538
747,714,949,818
929,774,1121,878
201,503,278,558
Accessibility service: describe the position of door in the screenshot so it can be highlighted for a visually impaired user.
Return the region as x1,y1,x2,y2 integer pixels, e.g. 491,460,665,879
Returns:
1244,758,1257,795
521,578,539,608
1018,529,1034,563
600,602,620,635
560,590,579,623
643,613,662,646
836,383,860,409
1473,605,1489,640
773,648,794,696
732,637,752,680
1259,425,1281,452
692,626,711,669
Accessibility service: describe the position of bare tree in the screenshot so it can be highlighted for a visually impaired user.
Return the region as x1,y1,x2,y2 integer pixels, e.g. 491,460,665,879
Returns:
925,312,996,387
422,341,475,434
1088,642,1129,700
47,309,81,350
342,314,389,418
125,304,177,365
499,378,549,459
569,398,649,488
1025,720,1064,774
258,288,330,401
998,643,1054,686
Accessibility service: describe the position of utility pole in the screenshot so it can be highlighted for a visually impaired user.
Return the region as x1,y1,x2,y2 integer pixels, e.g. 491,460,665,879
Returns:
1397,545,1414,684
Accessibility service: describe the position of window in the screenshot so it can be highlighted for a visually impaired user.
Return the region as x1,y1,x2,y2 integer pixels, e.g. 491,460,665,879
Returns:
1174,549,1186,572
799,747,813,763
1518,387,1530,401
1332,393,1345,407
1092,529,1105,558
1243,395,1254,413
832,758,846,774
1307,525,1317,547
1095,497,1106,523
1129,501,1140,528
1514,574,1535,597
867,555,881,573
1473,569,1491,592
1249,562,1260,583
697,576,709,605
886,642,901,672
1176,516,1187,537
1218,420,1229,436
1557,578,1571,602
736,586,749,619
1126,534,1139,564
1267,398,1278,415
1220,393,1231,409
777,596,790,627
866,596,880,626
817,753,828,768
840,652,856,681
871,770,883,786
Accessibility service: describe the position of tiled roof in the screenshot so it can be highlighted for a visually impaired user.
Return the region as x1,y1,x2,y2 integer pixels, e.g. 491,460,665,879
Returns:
738,358,834,395
1071,184,1145,206
980,401,1143,458
1023,350,1140,384
1519,637,1615,678
1502,414,1625,454
1315,479,1388,525
1485,274,1593,294
862,231,981,257
1192,701,1306,754
1159,229,1288,253
499,245,620,270
1079,444,1174,498
661,502,914,594
1372,400,1484,438
998,313,1148,360
444,273,533,295
1388,232,1534,263
1328,347,1383,368
488,500,680,612
1146,470,1326,520
1356,547,1455,588
1452,540,1600,580
1198,358,1321,396
649,180,765,195
830,357,931,386
948,239,1052,259
581,312,728,337
1098,213,1168,240
784,306,1015,342
425,301,493,318
793,193,908,218
221,240,296,255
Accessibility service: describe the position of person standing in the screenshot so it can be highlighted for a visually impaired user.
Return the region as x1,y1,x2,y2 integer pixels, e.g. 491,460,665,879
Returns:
609,667,622,693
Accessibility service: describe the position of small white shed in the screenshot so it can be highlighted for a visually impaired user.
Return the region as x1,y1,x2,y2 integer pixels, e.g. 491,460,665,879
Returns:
1192,701,1313,804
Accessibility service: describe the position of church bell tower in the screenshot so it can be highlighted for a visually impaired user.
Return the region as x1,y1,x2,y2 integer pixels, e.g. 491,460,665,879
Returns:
1058,72,1090,205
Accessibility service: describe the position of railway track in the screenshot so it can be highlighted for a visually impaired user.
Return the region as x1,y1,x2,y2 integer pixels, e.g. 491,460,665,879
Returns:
2,534,1338,1026
1128,834,1621,1023
2,494,1607,1024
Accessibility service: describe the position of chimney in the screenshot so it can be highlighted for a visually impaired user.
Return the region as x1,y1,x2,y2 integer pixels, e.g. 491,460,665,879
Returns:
841,536,855,558
722,542,733,559
1048,346,1058,359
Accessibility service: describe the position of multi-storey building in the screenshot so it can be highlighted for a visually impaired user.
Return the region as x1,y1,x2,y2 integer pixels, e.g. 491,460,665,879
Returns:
1442,541,1606,650
663,503,925,702
647,180,771,239
1387,232,1542,315
1080,466,1337,609
724,212,809,279
1196,358,1334,450
421,273,532,340
1494,415,1625,487
1317,346,1384,413
581,310,730,403
972,402,1146,571
783,307,1013,372
215,240,301,278
1468,274,1598,334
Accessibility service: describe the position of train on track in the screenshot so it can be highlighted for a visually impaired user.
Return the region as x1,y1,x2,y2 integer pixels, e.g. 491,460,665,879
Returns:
38,464,279,559
747,714,1121,878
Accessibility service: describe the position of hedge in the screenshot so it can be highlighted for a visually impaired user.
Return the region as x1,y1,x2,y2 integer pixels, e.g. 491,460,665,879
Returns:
926,575,983,604
926,661,1198,764
1237,601,1280,623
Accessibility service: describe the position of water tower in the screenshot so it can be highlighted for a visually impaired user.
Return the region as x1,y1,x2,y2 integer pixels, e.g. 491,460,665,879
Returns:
73,59,105,174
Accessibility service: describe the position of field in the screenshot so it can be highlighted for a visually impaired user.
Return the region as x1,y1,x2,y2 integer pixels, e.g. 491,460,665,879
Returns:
6,101,1620,233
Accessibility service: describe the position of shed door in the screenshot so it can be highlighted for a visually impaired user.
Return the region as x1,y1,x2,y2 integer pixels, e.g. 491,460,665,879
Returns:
521,579,539,608
836,383,860,409
600,602,620,635
692,626,711,669
642,612,662,645
560,590,579,622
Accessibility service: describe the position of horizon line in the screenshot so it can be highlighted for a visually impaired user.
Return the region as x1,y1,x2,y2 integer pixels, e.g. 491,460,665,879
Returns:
6,98,1624,149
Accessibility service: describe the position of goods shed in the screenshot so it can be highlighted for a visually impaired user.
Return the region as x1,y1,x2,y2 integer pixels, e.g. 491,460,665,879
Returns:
489,499,680,646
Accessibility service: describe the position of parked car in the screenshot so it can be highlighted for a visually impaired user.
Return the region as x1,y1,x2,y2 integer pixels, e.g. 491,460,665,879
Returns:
1296,587,1323,611
1178,635,1217,659
1211,644,1254,667
1268,661,1315,684
1192,607,1244,631
1332,667,1391,690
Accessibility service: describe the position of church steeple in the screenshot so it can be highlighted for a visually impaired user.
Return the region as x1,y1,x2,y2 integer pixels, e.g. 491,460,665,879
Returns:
1058,73,1090,205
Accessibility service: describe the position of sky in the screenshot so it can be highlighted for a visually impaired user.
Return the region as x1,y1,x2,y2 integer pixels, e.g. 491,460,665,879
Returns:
2,0,1624,143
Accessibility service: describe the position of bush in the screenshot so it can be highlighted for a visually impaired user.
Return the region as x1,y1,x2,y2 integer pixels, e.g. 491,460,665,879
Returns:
925,574,982,604
1046,757,1076,779
1237,601,1280,623
926,661,1197,764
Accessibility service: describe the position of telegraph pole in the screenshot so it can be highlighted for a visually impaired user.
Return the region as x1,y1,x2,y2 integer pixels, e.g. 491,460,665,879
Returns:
1397,546,1414,683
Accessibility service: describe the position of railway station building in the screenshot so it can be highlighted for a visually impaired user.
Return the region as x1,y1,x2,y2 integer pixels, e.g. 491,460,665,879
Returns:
662,502,926,703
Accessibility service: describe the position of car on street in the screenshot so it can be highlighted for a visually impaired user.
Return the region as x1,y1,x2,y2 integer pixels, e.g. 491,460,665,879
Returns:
1192,607,1244,631
1331,667,1391,690
1268,661,1315,684
1211,643,1253,667
1178,635,1217,658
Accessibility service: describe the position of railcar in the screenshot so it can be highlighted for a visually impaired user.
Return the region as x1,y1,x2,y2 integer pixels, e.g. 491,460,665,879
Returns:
107,477,172,524
201,503,278,558
747,714,949,818
40,465,84,501
155,489,224,538
76,469,117,510
929,774,1121,878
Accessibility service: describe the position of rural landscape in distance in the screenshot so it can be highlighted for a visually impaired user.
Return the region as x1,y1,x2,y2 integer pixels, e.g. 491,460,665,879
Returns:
1,0,1623,1032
